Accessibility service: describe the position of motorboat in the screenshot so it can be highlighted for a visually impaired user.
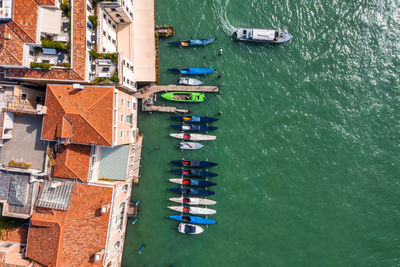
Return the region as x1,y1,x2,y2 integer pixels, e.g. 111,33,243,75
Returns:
180,142,203,150
169,215,216,225
169,178,217,187
168,206,216,215
169,197,217,205
235,28,292,44
178,77,203,86
168,68,215,75
170,133,217,141
171,115,218,123
170,124,218,132
168,187,216,196
161,92,205,102
169,160,218,168
168,38,217,47
170,169,217,178
177,223,204,234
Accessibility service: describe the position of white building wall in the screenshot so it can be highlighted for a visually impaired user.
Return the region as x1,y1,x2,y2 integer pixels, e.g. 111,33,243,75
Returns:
100,12,117,53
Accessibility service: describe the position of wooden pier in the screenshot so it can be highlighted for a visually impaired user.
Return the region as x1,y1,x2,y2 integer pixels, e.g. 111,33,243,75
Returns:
134,84,219,114
155,26,174,37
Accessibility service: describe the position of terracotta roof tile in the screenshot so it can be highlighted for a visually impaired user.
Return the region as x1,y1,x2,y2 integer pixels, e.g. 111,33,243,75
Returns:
27,183,113,267
42,85,114,146
1,0,87,81
53,144,91,182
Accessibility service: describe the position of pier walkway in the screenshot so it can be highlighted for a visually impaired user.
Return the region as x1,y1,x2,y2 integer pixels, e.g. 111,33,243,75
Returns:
134,84,219,113
133,84,219,99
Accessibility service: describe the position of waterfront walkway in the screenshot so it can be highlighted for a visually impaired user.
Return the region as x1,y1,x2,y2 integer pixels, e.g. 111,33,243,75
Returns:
134,84,219,113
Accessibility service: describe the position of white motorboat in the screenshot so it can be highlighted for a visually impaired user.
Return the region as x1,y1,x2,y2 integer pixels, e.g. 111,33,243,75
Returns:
235,28,292,44
170,133,217,141
180,142,203,150
179,77,203,86
169,197,217,206
168,205,216,215
177,223,204,234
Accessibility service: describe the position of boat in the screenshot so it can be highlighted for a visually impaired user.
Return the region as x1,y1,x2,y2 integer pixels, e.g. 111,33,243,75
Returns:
170,169,217,178
168,187,216,196
168,38,217,47
169,215,216,225
171,115,218,123
169,178,217,187
177,223,204,234
179,77,203,86
235,28,293,44
170,133,217,141
180,142,203,150
161,92,205,102
167,68,215,75
168,206,216,215
169,124,218,132
169,197,217,205
169,160,218,168
138,244,145,254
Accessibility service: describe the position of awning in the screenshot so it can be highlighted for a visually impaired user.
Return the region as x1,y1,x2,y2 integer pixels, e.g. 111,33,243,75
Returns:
40,7,61,35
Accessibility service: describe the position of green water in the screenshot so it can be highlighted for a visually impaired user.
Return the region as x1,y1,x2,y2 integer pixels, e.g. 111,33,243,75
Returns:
122,0,400,266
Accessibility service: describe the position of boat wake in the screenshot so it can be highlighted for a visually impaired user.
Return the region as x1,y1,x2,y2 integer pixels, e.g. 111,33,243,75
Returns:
213,0,236,35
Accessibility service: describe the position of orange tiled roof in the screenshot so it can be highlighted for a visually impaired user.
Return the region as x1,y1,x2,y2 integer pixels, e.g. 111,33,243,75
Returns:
42,85,114,146
1,0,86,81
26,183,113,267
53,144,91,182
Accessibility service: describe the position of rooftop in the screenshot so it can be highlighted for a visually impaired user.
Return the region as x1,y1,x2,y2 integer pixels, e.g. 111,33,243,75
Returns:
0,114,47,171
98,145,129,181
53,144,91,182
0,0,86,81
27,183,113,266
0,170,38,217
41,84,114,146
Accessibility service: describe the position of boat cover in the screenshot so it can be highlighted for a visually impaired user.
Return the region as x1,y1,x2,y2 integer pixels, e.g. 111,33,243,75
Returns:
252,29,276,40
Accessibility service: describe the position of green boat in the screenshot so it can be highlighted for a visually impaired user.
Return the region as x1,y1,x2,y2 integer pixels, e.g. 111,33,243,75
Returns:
161,92,205,102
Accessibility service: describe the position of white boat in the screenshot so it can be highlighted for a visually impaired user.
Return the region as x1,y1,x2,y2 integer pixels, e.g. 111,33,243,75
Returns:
178,223,204,234
179,77,203,86
169,197,217,206
235,28,292,44
170,133,216,141
168,205,216,215
180,142,203,150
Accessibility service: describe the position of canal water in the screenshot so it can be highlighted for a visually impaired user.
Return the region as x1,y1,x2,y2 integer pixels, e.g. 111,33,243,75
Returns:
122,0,400,266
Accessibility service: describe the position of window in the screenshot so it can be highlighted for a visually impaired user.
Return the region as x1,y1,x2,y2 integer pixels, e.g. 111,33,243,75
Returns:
112,39,116,45
115,14,121,18
119,201,125,208
108,19,111,25
103,14,106,19
103,30,106,36
114,241,120,248
103,48,106,52
126,115,132,123
120,114,123,122
108,35,111,41
112,24,116,30
122,184,128,192
126,131,130,138
127,101,130,108
119,19,125,23
21,93,27,100
120,98,124,106
36,96,42,103
111,8,117,12
120,130,123,138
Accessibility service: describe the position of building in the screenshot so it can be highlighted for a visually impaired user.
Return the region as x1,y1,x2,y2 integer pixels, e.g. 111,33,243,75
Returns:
0,0,156,89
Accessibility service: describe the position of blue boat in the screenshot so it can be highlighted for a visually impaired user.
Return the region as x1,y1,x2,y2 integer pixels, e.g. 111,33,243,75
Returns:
170,169,218,178
171,115,218,123
169,124,218,132
168,187,216,196
169,160,218,168
169,215,217,225
167,68,215,75
168,38,217,47
169,178,217,187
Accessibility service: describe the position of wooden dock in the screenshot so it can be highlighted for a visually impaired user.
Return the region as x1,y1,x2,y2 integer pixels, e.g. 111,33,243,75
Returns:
135,84,219,114
134,84,219,99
